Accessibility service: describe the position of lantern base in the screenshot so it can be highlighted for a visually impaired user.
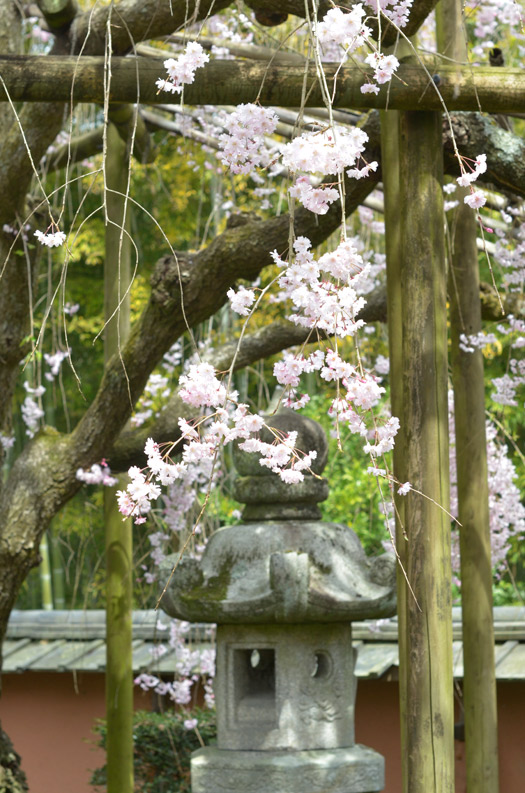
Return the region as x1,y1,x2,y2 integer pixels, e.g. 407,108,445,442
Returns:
190,744,384,793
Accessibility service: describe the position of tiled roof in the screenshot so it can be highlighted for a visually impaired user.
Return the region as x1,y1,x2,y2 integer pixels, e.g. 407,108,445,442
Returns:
4,607,525,680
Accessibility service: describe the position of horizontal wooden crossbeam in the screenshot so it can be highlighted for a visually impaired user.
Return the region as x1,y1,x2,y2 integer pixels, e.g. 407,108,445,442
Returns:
0,55,524,111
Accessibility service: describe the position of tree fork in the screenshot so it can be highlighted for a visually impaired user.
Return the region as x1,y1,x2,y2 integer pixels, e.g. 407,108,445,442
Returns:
399,110,453,793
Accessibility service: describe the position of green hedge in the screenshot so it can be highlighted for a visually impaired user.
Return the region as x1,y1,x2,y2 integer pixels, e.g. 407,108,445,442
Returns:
91,708,216,792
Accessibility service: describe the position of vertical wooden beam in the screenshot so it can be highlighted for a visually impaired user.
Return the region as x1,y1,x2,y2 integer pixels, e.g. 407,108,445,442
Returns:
104,121,134,793
399,110,454,793
380,108,408,793
436,3,499,789
449,198,499,793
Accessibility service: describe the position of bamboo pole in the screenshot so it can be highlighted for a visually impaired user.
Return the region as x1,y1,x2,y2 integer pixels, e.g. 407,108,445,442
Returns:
380,107,408,793
399,110,454,793
38,532,53,610
436,3,500,789
49,531,66,609
104,121,134,793
0,57,525,111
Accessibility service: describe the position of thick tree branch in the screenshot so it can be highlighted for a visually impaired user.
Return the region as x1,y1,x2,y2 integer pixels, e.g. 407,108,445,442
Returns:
65,0,439,56
446,111,525,199
68,0,232,56
37,0,78,33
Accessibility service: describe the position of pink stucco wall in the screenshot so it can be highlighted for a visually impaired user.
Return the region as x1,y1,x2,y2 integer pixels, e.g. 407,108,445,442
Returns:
2,672,150,793
2,673,524,792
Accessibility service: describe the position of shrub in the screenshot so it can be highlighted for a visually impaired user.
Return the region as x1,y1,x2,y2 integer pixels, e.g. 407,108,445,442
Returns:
91,708,216,792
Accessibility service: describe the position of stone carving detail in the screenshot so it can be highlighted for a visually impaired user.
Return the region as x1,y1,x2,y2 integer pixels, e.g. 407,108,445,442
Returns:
298,690,342,723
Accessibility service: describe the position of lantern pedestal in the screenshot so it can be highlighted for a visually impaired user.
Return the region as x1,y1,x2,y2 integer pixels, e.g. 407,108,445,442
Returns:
191,745,385,793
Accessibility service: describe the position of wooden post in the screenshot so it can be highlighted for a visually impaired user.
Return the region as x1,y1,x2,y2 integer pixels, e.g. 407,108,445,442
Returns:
437,3,500,789
380,107,408,793
104,121,134,793
399,110,454,793
449,197,499,793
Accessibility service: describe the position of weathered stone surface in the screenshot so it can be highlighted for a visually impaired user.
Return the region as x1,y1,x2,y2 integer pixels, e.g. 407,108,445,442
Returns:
233,473,329,505
215,623,356,751
158,521,396,623
191,744,385,793
240,501,324,521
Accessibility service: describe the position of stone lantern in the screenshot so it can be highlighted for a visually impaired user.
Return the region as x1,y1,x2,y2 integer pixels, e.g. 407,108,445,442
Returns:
160,410,396,793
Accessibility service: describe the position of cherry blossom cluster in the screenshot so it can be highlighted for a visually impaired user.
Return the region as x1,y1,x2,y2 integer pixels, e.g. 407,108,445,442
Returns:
118,384,325,523
289,177,339,215
466,0,523,55
131,373,171,427
63,302,80,316
282,126,370,176
227,285,256,315
282,126,376,215
271,237,368,336
43,348,70,381
363,416,400,457
76,460,117,487
218,104,278,174
0,433,15,451
156,42,209,95
239,431,317,484
178,362,228,408
34,228,66,247
316,5,372,54
366,0,414,28
21,382,45,438
268,237,399,458
117,451,164,524
495,218,525,292
458,331,498,353
135,618,216,709
491,368,524,408
361,52,400,96
456,154,488,209
449,394,525,580
315,6,403,94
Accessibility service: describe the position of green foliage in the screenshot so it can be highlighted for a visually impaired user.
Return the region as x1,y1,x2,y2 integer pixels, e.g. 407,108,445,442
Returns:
492,579,525,606
303,395,388,556
91,708,216,793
